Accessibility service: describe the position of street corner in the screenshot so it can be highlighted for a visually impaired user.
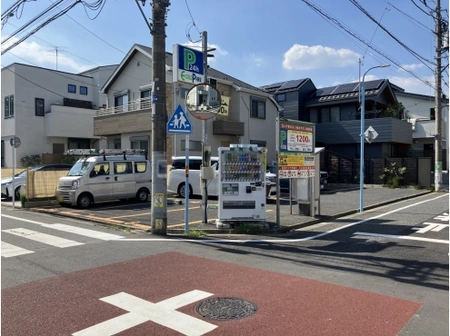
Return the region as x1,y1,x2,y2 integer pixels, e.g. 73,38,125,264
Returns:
2,252,423,336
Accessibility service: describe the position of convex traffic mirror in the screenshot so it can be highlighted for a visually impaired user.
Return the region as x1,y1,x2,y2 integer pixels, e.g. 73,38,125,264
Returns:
185,83,221,120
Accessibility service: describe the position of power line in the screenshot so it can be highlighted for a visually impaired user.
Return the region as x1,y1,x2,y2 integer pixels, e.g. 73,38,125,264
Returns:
184,0,201,43
385,0,433,33
300,0,435,89
350,0,435,71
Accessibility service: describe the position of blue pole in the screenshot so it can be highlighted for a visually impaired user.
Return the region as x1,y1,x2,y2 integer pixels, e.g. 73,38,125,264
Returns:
359,80,365,213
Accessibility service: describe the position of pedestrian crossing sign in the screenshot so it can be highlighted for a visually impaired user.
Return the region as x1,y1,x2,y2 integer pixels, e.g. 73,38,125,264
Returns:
167,104,193,134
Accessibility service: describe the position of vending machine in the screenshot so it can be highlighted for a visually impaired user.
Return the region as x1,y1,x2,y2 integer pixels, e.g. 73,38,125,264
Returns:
217,144,267,223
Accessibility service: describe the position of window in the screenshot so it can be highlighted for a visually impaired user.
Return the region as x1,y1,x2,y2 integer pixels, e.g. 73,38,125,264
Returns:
68,84,76,94
1,140,4,167
135,161,147,173
35,98,45,116
140,90,151,109
113,139,121,149
114,162,133,174
430,108,436,120
276,93,286,102
250,97,266,119
209,78,217,88
250,140,267,147
320,107,330,123
330,106,340,122
4,95,14,118
92,163,109,177
180,88,189,99
80,86,88,95
310,108,318,123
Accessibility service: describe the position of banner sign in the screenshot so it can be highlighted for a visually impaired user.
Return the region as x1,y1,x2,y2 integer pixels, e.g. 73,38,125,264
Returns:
277,118,316,177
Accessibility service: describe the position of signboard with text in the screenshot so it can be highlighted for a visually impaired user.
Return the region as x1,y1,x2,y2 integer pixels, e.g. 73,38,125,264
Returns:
173,44,205,84
277,118,315,177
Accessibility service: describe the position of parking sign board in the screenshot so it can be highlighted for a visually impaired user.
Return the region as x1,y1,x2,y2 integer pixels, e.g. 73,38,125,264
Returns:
173,44,205,84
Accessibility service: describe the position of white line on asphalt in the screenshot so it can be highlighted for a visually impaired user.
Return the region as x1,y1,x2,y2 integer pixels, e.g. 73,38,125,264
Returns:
111,193,449,243
353,231,449,244
2,228,84,248
41,223,124,240
1,241,35,258
1,214,48,225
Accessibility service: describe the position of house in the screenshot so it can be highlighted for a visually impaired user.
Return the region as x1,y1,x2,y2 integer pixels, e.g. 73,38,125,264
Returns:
1,63,118,168
94,44,282,164
392,86,449,170
262,78,412,160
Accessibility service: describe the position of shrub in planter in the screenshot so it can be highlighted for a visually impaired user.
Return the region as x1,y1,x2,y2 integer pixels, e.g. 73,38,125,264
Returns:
379,162,407,189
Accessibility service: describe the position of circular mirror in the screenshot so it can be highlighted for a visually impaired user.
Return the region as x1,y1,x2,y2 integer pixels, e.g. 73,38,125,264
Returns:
185,83,221,120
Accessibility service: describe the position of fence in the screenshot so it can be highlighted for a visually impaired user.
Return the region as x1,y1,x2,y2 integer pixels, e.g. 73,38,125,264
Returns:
25,169,70,199
321,150,432,186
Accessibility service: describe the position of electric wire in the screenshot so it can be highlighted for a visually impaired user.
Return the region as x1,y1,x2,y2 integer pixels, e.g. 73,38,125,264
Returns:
300,0,435,90
350,0,436,70
385,0,433,32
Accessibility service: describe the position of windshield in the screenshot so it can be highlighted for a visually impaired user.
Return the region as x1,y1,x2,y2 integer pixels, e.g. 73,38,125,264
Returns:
67,161,94,176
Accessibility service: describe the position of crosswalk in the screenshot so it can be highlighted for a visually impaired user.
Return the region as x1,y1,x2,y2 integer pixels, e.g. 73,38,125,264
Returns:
1,215,125,258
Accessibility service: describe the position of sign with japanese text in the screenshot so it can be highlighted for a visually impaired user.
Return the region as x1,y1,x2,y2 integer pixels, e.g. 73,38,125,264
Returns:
173,44,205,84
277,118,316,177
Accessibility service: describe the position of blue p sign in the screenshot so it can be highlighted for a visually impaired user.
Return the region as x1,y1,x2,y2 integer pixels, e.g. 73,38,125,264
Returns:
184,49,196,70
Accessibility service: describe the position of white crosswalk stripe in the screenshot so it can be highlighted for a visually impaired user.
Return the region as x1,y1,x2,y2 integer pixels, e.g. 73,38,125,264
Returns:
1,241,34,258
41,223,124,241
2,228,84,248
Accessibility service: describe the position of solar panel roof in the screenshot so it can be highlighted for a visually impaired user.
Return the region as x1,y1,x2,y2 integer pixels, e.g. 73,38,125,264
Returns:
278,79,305,91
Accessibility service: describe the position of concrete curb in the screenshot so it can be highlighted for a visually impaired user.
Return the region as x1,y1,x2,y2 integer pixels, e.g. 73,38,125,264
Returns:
7,189,436,236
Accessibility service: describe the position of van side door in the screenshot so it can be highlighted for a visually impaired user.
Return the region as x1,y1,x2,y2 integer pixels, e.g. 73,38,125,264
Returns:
112,161,135,198
89,162,113,201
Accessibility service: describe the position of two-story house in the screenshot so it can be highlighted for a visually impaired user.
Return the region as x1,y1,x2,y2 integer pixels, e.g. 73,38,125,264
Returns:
1,63,117,168
262,78,412,160
94,44,282,164
392,85,448,170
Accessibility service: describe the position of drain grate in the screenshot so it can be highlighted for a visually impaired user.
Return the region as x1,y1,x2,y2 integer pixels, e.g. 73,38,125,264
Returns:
195,297,258,321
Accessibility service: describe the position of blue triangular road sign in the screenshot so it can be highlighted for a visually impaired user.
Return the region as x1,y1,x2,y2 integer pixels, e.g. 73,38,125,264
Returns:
167,104,192,134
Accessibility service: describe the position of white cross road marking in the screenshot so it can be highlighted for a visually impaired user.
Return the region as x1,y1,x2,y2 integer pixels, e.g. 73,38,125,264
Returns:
1,241,34,258
412,222,449,234
2,228,84,248
354,232,449,244
42,223,124,240
72,290,217,336
433,213,449,222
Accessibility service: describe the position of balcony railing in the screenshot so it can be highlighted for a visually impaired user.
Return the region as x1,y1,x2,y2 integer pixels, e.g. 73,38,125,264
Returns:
96,98,151,116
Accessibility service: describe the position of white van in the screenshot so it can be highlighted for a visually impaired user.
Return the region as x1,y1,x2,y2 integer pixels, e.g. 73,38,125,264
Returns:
167,156,276,198
56,149,151,208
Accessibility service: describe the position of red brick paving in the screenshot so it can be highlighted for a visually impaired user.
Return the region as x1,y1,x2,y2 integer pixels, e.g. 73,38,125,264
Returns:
2,252,422,335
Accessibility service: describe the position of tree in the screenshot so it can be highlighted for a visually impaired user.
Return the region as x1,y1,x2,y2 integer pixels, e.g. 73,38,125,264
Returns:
382,101,408,119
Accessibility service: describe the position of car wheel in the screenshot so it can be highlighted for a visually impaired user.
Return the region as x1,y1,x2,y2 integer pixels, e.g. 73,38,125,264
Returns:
178,183,192,198
14,187,20,200
136,188,149,202
77,193,92,209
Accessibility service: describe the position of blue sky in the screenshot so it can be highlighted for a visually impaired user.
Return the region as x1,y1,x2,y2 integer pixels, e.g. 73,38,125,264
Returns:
1,0,448,95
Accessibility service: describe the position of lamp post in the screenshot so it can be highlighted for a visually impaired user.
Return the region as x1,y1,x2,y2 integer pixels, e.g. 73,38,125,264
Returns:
359,64,390,213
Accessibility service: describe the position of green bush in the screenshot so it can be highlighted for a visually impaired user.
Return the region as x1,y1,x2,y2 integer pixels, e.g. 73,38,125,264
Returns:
231,222,261,234
20,154,41,167
380,162,407,188
20,194,27,207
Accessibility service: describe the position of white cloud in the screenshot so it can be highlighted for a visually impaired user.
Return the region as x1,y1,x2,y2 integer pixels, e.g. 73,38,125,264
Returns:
244,53,265,67
282,44,360,71
1,37,92,72
388,75,435,95
399,63,425,72
182,41,228,64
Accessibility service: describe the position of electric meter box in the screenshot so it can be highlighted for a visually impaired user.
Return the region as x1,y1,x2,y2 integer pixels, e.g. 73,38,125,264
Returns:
217,144,267,224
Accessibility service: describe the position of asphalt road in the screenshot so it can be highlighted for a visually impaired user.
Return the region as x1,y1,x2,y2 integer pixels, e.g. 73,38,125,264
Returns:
1,192,448,335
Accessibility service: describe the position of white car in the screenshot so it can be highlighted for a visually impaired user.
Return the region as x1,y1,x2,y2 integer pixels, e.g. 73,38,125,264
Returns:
167,156,276,198
1,164,73,200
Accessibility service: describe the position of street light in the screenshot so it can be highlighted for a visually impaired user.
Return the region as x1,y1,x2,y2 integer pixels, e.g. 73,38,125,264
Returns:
359,63,390,213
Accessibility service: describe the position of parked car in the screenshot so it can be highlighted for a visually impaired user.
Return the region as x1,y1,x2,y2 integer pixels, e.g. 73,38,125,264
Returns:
56,151,151,208
167,156,277,198
1,164,73,200
267,165,328,192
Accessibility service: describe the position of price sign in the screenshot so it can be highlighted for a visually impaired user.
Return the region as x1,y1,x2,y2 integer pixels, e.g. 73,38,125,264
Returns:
287,130,312,152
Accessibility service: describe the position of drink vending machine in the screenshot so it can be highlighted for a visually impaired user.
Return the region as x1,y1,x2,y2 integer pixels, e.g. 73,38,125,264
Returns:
217,144,267,223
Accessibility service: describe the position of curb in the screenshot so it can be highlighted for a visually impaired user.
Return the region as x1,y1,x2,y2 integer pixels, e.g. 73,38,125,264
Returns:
11,189,436,236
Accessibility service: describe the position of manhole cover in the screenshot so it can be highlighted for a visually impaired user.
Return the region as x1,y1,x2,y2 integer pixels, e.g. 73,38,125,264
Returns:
195,297,258,321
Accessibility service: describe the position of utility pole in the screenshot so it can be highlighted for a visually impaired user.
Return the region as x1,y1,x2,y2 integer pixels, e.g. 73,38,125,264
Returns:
434,0,443,191
201,30,209,223
150,0,170,235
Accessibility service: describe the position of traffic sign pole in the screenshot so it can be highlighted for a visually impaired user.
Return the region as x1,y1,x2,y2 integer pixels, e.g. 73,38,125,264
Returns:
12,142,15,210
